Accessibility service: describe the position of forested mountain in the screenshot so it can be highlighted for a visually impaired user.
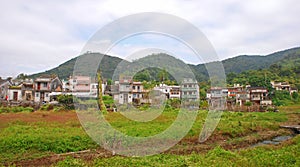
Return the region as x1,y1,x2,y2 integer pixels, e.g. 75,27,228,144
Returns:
29,47,300,84
226,48,300,90
30,53,129,80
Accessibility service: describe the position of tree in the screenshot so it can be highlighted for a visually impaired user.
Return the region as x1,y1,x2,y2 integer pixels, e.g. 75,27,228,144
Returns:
57,94,75,110
292,92,299,101
133,70,151,82
16,73,28,80
97,71,106,112
157,68,168,82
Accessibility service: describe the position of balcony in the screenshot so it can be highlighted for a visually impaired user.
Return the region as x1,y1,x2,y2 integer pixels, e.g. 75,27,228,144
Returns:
181,87,198,91
181,94,199,99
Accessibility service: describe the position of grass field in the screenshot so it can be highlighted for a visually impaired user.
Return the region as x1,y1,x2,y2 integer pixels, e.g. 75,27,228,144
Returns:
0,105,299,166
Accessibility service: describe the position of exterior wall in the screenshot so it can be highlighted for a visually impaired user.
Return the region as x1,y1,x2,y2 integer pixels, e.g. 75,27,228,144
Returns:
44,92,50,102
132,82,144,99
0,81,11,100
261,100,272,105
90,83,106,96
8,89,22,101
23,90,34,101
118,93,133,104
34,92,40,102
69,76,91,92
169,86,181,99
180,78,199,100
34,90,50,102
271,81,291,91
35,80,51,91
113,94,119,102
207,87,227,110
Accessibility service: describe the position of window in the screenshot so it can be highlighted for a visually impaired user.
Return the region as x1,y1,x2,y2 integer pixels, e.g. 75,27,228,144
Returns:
36,93,39,97
133,86,135,89
43,83,47,87
45,94,48,97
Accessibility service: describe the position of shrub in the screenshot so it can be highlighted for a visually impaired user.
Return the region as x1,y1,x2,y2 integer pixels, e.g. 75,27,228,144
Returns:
57,94,75,110
40,104,53,111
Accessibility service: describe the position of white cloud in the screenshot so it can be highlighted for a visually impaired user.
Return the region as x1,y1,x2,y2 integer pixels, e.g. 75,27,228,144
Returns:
0,0,299,77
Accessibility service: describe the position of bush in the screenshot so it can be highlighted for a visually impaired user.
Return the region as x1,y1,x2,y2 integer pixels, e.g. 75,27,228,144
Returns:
40,104,53,111
23,107,34,112
0,106,34,113
55,157,86,167
57,95,75,110
53,106,65,112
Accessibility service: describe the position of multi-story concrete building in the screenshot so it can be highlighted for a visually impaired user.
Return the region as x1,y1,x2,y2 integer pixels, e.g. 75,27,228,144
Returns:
117,76,133,104
206,87,228,110
180,78,199,101
248,87,272,105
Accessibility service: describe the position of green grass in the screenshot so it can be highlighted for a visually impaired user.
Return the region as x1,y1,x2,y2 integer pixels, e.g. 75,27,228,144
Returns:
0,121,97,163
0,106,298,165
0,106,34,113
53,135,300,167
103,110,288,138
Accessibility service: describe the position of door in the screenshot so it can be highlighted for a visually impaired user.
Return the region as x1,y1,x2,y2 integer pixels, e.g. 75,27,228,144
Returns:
123,94,128,104
13,92,18,101
40,92,44,101
37,83,41,90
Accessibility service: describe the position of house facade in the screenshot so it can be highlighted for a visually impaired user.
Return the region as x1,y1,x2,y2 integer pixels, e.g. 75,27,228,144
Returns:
206,87,227,110
8,86,22,101
248,87,272,105
21,80,34,101
117,76,133,104
271,81,291,91
34,76,62,103
69,76,91,92
0,79,12,100
180,78,199,101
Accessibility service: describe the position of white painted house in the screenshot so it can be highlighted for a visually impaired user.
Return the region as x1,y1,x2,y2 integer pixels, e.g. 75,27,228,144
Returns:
8,86,22,101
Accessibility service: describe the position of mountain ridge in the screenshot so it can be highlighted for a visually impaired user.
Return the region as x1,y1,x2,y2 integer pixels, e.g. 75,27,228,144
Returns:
29,47,300,82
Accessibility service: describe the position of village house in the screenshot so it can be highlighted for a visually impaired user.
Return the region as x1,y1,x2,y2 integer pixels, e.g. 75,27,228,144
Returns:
290,87,298,95
153,84,181,99
207,85,273,109
68,76,91,92
34,76,62,103
0,78,12,100
21,79,34,101
153,83,170,98
248,87,272,105
271,81,291,91
169,85,181,99
7,85,22,101
236,90,250,106
180,78,199,101
115,76,133,104
62,75,106,98
206,87,228,110
132,82,143,99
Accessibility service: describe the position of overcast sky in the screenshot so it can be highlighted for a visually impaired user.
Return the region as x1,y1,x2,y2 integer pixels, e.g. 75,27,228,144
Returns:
0,0,299,78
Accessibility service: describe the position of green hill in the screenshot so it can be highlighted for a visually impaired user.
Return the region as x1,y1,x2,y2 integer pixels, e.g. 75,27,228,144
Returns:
29,47,300,83
30,53,129,80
